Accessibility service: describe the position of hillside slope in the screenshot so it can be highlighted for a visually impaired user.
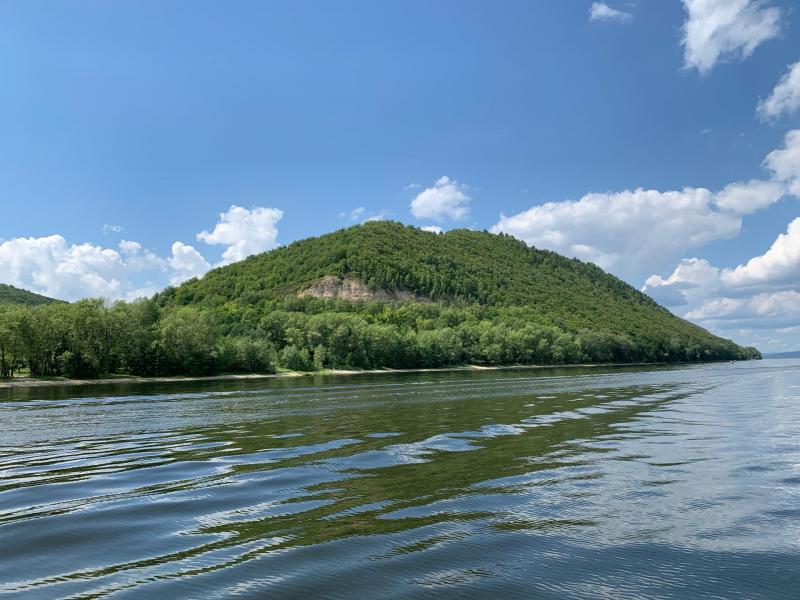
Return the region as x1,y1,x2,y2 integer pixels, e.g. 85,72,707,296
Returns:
157,221,758,363
0,283,60,307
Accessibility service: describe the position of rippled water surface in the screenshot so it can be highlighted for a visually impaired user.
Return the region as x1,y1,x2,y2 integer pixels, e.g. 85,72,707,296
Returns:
2,360,799,598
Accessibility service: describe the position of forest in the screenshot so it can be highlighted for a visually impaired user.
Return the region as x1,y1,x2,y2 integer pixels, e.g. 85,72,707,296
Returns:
0,222,760,380
0,296,760,380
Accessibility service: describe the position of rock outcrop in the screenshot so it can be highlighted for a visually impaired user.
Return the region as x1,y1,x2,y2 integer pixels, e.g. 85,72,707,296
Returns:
298,276,425,302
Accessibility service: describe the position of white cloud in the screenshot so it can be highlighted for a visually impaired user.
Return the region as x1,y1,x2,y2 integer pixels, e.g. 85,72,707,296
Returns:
686,290,800,325
643,218,800,351
410,176,471,222
589,2,633,23
102,224,124,235
643,257,721,307
491,187,741,281
722,217,800,290
168,242,211,285
119,239,168,274
713,179,785,214
0,235,208,302
119,240,142,255
0,205,288,301
758,61,800,121
764,129,800,197
645,218,800,302
681,0,782,74
421,225,443,234
197,205,283,264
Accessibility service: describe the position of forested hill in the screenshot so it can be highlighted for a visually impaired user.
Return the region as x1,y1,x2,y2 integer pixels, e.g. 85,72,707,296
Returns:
0,283,60,306
160,221,648,313
156,221,753,360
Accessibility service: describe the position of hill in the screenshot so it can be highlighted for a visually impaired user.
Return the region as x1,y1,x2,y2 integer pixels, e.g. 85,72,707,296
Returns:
156,221,759,364
0,283,60,307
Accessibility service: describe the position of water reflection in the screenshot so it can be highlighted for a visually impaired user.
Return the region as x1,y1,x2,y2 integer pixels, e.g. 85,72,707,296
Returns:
1,362,799,598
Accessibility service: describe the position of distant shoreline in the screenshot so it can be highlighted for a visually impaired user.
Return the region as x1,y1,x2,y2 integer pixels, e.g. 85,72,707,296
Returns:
763,351,800,359
0,361,733,389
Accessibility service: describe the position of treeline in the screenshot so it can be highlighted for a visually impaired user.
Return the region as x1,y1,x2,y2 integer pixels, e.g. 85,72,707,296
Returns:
0,297,761,380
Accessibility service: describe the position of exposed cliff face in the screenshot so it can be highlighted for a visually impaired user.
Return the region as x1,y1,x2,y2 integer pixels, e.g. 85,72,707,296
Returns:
298,276,426,302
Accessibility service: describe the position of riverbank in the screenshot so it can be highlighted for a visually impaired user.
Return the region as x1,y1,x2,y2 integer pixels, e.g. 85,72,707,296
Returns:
0,362,675,389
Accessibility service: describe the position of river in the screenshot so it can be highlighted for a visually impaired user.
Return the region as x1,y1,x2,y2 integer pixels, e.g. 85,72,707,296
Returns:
1,360,799,598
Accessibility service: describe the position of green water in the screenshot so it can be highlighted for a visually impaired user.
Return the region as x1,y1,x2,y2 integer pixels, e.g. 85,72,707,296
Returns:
2,361,799,598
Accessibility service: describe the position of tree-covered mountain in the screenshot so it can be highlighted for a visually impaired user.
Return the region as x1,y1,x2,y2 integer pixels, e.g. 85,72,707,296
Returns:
0,222,759,381
0,283,60,307
158,221,756,361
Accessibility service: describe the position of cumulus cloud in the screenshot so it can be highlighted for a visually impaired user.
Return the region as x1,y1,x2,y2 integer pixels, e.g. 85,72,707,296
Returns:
685,290,800,326
410,176,471,222
119,240,143,255
492,187,741,282
764,129,800,197
643,257,721,307
0,235,210,302
167,242,211,285
713,179,785,214
645,219,800,301
681,0,782,74
118,239,168,273
643,218,800,349
421,225,443,234
589,2,633,23
0,235,127,301
722,217,800,290
0,204,288,302
758,61,800,121
197,205,283,264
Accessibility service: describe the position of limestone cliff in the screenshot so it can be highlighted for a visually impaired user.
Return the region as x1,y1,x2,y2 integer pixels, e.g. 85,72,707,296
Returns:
298,276,425,302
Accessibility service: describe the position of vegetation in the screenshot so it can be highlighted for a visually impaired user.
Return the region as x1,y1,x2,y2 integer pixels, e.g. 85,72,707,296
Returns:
0,222,760,380
0,283,60,307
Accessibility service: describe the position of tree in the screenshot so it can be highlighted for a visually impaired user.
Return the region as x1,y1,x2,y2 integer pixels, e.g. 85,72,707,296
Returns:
313,344,328,370
0,308,25,379
156,307,220,375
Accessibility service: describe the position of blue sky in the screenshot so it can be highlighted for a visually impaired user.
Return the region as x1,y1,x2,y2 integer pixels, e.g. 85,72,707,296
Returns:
1,1,800,352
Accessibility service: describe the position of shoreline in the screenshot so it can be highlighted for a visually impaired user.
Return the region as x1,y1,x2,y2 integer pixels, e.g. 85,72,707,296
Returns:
0,361,711,389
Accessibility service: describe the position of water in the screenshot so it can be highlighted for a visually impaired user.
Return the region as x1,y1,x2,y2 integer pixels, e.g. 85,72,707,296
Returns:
1,360,799,599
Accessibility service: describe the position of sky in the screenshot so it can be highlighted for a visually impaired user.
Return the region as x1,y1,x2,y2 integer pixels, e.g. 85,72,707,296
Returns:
1,0,799,352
